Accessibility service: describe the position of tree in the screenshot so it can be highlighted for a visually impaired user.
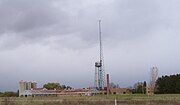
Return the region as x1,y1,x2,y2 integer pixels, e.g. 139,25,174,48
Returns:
43,83,61,90
66,86,72,90
133,82,143,94
110,82,119,88
16,90,19,97
133,81,146,94
0,92,3,97
142,81,147,94
1,91,18,97
156,74,180,94
43,83,72,90
61,85,66,89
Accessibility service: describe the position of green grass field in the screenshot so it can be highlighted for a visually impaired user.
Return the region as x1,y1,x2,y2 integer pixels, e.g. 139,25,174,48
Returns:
0,94,180,105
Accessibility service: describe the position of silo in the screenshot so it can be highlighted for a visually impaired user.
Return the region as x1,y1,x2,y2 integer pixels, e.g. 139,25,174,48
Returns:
19,80,26,97
31,82,37,89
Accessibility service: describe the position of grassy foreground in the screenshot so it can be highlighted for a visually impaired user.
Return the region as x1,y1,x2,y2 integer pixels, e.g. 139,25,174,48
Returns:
0,94,180,105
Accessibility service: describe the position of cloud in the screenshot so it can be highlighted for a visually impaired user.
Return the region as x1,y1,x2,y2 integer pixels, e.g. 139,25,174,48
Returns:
0,0,180,91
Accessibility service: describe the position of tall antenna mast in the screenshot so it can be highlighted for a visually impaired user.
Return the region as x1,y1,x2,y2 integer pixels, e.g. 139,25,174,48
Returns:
99,20,102,63
94,20,105,90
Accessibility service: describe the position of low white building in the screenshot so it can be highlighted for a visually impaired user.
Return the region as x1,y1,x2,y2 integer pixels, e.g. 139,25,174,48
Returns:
21,88,60,97
19,81,96,97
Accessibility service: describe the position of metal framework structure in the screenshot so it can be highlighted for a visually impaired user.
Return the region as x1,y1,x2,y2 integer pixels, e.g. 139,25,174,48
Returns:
94,20,105,90
149,66,158,91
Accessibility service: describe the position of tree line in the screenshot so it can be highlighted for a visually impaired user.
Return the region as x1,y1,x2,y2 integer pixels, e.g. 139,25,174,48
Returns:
155,74,180,94
132,74,180,94
0,91,18,97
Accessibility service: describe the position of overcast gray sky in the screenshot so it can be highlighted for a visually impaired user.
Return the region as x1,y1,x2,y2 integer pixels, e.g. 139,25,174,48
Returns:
0,0,180,91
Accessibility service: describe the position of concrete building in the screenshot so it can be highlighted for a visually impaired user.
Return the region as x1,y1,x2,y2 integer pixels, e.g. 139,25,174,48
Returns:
19,80,37,97
99,88,132,95
19,81,96,97
103,74,132,95
146,87,154,96
21,88,60,97
109,88,132,94
21,88,96,97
